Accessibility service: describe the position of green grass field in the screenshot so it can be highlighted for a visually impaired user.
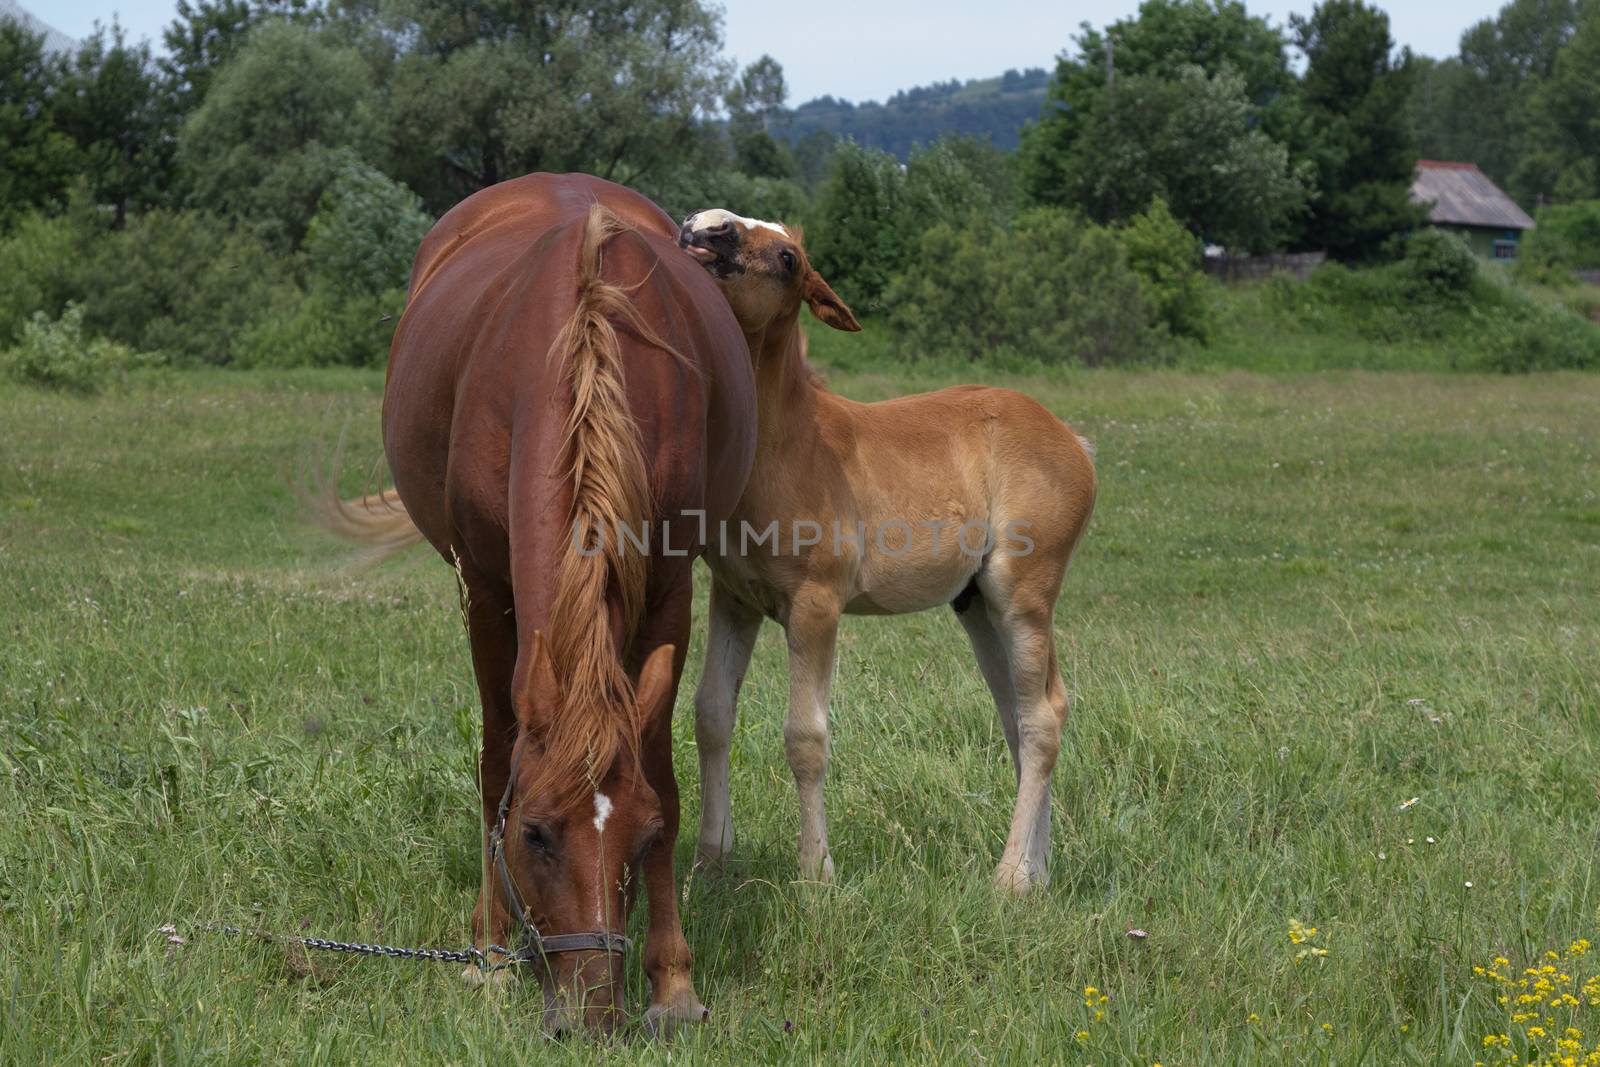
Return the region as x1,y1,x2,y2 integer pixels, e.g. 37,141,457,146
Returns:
3,364,1599,1065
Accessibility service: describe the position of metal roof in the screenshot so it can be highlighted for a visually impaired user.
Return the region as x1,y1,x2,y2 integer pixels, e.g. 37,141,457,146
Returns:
1411,161,1535,231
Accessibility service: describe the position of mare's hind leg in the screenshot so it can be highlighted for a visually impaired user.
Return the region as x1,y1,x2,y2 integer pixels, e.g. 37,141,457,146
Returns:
693,580,762,865
955,600,1050,865
978,563,1071,897
783,590,843,882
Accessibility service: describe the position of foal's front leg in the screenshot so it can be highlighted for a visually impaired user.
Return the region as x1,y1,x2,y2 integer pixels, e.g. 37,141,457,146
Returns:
693,580,762,865
783,592,842,882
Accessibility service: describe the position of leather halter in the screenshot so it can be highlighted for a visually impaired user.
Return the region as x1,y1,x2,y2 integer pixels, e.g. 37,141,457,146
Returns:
485,746,633,960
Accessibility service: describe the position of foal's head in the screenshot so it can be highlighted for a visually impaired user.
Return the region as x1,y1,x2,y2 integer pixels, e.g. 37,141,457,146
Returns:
677,209,861,339
499,634,677,1032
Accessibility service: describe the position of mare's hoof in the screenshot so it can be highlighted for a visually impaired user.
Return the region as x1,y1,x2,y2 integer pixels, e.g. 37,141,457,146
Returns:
460,964,514,991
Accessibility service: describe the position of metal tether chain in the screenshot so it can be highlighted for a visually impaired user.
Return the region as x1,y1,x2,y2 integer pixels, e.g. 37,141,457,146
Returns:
197,922,532,972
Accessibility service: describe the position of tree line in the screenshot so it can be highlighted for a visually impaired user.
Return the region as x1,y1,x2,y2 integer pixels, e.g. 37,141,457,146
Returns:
0,0,1597,383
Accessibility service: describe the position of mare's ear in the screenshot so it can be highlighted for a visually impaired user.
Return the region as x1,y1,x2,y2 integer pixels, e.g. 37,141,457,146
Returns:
633,644,678,721
517,630,559,733
802,270,862,332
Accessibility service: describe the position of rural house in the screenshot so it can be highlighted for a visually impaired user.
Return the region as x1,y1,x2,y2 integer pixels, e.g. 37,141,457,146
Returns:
1410,161,1535,260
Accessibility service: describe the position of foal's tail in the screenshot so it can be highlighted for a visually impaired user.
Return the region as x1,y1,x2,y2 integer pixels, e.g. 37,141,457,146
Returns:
307,479,425,568
305,425,425,572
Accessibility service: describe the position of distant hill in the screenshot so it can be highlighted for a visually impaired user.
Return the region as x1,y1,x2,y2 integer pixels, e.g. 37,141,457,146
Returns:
774,67,1050,159
0,0,78,53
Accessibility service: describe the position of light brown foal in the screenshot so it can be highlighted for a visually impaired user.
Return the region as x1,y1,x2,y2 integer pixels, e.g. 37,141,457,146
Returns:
676,210,1097,895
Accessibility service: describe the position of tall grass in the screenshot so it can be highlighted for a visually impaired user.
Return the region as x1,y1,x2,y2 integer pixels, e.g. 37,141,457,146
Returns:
2,366,1598,1064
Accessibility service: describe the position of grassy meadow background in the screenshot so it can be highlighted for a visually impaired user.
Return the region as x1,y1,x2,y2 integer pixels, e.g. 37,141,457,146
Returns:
2,340,1599,1065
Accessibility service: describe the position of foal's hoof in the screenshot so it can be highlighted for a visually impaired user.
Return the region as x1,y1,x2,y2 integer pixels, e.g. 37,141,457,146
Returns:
993,861,1040,899
695,840,733,870
643,993,709,1039
799,851,835,884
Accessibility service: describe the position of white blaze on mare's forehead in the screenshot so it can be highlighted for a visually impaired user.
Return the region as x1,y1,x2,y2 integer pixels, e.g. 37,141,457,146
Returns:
689,208,788,237
592,792,613,833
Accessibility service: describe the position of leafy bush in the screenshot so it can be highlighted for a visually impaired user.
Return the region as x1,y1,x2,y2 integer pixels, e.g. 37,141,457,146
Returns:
1467,274,1600,372
232,287,404,368
1519,201,1600,273
1120,198,1215,343
1399,228,1478,297
79,210,297,364
1264,239,1600,372
1,303,143,393
304,158,434,297
887,207,1160,366
0,203,295,364
0,191,107,346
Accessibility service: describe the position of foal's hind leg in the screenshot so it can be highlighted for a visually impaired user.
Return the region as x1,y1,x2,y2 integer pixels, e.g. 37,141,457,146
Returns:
955,599,1020,771
956,600,1051,869
979,569,1070,897
693,580,762,866
783,591,843,882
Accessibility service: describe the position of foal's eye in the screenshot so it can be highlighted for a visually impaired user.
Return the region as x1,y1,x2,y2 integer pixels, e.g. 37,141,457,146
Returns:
779,249,796,272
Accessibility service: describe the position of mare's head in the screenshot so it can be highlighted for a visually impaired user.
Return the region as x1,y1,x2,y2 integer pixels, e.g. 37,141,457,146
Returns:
498,633,677,1033
677,209,861,339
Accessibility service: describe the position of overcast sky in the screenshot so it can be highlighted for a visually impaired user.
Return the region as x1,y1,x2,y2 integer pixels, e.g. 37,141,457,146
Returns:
42,0,1509,104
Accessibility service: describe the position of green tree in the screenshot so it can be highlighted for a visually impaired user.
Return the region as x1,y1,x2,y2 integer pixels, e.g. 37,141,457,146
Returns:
727,55,795,179
902,135,1015,226
1458,0,1577,187
1291,0,1427,259
303,158,433,297
176,20,380,249
1409,56,1476,165
52,23,175,224
1511,0,1600,202
1022,0,1295,205
383,0,728,212
1035,65,1310,251
0,20,76,227
807,141,908,310
161,0,314,114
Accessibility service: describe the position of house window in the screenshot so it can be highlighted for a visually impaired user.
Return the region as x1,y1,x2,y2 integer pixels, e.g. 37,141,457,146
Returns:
1492,240,1517,260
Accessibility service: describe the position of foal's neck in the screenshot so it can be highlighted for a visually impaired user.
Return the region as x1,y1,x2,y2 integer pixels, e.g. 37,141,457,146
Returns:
746,314,824,450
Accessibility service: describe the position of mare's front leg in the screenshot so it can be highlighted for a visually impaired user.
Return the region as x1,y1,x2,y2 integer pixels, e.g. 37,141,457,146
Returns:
636,575,708,1035
460,575,519,988
783,590,843,882
693,579,762,865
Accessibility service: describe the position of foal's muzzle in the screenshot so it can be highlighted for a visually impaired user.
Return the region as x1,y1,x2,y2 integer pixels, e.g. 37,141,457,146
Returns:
678,216,740,274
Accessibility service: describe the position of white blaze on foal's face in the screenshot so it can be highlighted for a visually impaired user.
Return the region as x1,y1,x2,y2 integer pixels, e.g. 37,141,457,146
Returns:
592,792,613,833
682,208,789,238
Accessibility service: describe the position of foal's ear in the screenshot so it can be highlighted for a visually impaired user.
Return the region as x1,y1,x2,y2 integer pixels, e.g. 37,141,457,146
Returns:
802,270,862,332
517,630,559,732
633,644,678,720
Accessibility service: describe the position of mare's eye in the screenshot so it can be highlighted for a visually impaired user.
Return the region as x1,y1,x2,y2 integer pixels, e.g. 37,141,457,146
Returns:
523,822,554,854
780,249,796,272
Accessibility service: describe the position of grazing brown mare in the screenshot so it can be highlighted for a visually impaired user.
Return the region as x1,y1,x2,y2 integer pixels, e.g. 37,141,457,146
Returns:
676,210,1096,896
324,175,755,1032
